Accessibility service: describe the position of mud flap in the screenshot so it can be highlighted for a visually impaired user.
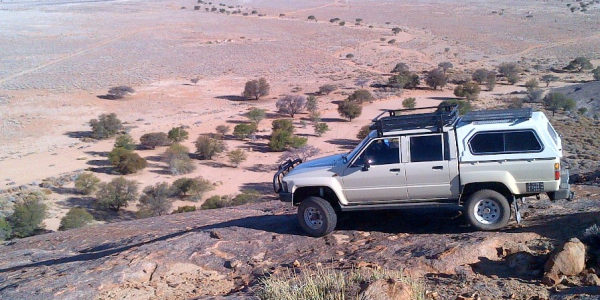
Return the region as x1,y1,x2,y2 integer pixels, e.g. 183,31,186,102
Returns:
513,197,522,224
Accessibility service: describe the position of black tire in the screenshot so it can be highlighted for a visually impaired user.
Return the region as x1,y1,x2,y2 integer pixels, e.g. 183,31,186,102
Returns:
465,189,511,231
297,196,337,237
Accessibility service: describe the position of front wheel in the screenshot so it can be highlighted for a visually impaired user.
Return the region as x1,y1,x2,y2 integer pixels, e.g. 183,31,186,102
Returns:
465,189,511,231
297,197,337,237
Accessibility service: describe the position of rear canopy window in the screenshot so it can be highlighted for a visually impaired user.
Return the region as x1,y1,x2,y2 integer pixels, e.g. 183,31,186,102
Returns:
469,130,543,155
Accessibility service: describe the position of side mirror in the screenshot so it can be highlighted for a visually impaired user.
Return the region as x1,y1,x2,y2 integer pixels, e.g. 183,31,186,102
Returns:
362,159,371,171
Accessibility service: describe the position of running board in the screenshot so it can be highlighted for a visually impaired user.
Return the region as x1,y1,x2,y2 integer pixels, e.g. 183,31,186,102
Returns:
340,201,460,211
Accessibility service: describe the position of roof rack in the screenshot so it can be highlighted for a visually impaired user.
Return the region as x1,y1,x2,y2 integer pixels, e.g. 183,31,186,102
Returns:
461,108,532,123
370,105,459,136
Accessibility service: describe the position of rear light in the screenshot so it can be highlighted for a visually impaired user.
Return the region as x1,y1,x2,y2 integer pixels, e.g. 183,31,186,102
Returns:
554,163,560,180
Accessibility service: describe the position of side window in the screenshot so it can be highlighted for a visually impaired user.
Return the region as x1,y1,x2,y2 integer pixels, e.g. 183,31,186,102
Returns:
355,138,400,166
469,130,543,155
410,135,443,162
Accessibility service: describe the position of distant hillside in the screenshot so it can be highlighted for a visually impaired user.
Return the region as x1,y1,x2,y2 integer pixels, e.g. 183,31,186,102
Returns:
552,81,600,117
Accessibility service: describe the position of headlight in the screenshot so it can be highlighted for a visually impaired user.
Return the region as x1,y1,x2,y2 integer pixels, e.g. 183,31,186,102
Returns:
282,181,289,192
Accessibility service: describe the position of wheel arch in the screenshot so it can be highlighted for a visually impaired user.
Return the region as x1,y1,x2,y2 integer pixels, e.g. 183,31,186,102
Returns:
293,186,342,210
460,182,514,205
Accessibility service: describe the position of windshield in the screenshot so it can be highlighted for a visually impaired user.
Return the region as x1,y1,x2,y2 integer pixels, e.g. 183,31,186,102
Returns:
344,132,373,162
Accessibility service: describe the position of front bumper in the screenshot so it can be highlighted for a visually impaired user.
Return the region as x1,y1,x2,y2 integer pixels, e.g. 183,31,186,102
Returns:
278,191,293,202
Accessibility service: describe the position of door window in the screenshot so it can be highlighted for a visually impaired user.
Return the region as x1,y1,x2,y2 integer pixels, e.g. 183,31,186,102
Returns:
410,135,444,162
354,138,400,166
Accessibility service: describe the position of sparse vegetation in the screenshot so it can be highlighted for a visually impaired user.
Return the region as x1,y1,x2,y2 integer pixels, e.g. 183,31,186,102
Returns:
106,86,135,99
201,189,263,210
318,84,337,95
74,173,101,195
278,145,320,163
269,119,306,151
541,74,559,87
171,177,214,200
163,143,195,175
243,77,270,100
347,89,373,104
276,94,307,117
357,125,371,140
453,81,481,100
0,217,11,241
498,62,520,85
313,122,330,137
167,127,189,143
525,78,539,91
543,92,576,115
114,134,136,150
194,134,227,159
392,27,402,35
8,192,47,238
95,177,138,211
438,62,453,74
388,64,420,89
59,208,94,231
89,113,123,139
172,205,197,214
108,147,147,174
140,132,170,149
565,57,593,72
337,100,362,121
425,68,447,90
306,95,319,113
137,182,172,218
439,99,473,115
233,123,258,139
246,107,267,124
402,97,417,109
215,124,231,137
471,68,489,84
227,149,247,167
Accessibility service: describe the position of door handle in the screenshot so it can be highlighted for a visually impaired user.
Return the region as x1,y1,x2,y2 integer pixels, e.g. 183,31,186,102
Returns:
432,166,443,170
389,168,401,172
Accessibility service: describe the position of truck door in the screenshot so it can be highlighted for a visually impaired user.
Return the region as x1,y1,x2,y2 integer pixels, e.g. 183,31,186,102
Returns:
404,134,453,200
341,137,408,203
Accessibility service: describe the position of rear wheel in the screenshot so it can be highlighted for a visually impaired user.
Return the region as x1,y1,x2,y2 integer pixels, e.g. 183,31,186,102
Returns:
465,189,511,231
297,197,337,237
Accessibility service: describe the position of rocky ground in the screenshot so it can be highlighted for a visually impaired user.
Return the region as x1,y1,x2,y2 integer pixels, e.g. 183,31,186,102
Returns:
0,186,599,300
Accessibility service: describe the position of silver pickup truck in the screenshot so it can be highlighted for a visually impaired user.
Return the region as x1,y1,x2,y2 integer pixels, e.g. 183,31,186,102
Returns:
273,106,572,237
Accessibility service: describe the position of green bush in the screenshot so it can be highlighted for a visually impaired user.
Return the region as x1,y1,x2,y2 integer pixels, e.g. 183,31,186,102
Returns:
171,177,214,200
565,57,593,72
243,77,270,100
313,122,330,137
59,208,94,231
269,130,292,151
227,149,248,167
194,135,227,159
543,92,576,115
9,192,47,238
140,132,170,149
318,84,337,95
95,177,138,211
231,189,262,206
425,68,447,90
337,100,362,121
357,125,371,140
108,147,147,174
164,143,195,175
0,217,12,241
89,113,123,139
402,97,416,109
246,107,267,124
453,82,481,100
233,123,258,139
137,182,172,217
347,89,373,103
438,100,472,115
74,172,101,195
172,205,197,214
201,195,231,209
107,86,135,99
114,134,136,150
272,119,294,133
167,127,189,143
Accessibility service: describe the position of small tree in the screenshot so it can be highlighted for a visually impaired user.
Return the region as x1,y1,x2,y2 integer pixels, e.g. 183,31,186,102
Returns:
318,84,337,95
541,74,560,87
167,127,189,143
565,57,593,72
107,86,135,99
392,27,401,35
337,100,362,121
140,132,170,149
108,147,147,174
471,69,489,84
9,192,47,238
438,62,453,74
454,81,481,100
486,72,497,91
194,135,226,159
95,177,138,211
527,89,545,103
242,77,270,100
137,182,172,217
171,177,214,200
357,125,371,140
227,149,247,167
498,62,520,85
388,72,420,89
306,95,319,113
524,78,539,91
425,68,447,90
543,92,576,115
0,217,11,241
402,97,417,109
75,173,101,195
313,122,330,137
391,62,409,74
269,130,292,151
114,134,136,150
592,67,600,81
348,89,373,103
276,94,306,117
215,125,231,137
89,113,123,139
271,119,294,133
246,107,266,124
439,99,472,115
309,111,322,123
233,123,258,139
190,77,200,85
59,208,94,231
164,143,195,175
